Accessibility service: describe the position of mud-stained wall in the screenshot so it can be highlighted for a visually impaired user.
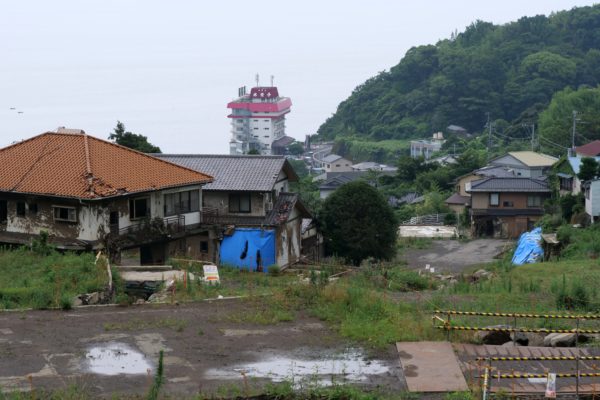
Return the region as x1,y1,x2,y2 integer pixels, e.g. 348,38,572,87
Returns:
166,230,219,263
0,185,204,243
275,207,302,268
203,191,266,217
3,197,83,239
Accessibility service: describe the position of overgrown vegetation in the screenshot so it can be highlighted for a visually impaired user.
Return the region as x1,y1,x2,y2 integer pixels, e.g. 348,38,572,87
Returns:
0,248,107,310
318,5,600,147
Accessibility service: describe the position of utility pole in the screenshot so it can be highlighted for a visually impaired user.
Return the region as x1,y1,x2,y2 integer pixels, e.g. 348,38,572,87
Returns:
572,110,578,151
486,112,492,161
530,123,535,151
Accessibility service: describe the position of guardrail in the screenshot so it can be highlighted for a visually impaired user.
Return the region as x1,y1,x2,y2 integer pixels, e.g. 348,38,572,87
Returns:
434,310,600,399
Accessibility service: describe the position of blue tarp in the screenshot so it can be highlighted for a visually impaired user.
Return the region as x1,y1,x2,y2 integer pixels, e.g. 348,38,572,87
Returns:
220,228,276,272
511,227,544,265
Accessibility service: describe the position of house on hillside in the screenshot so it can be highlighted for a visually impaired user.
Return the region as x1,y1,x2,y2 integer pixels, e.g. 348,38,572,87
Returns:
466,177,551,238
489,151,558,178
0,130,214,265
553,155,600,195
575,140,600,157
410,132,445,160
445,165,516,214
321,154,352,173
154,154,314,269
351,161,398,172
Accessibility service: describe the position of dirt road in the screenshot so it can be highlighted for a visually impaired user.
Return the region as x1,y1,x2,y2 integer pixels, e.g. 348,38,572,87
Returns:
402,239,510,273
0,300,402,397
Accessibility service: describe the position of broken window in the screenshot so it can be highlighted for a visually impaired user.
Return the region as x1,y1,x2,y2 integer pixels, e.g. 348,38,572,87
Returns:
129,198,149,219
164,190,200,216
53,206,76,222
16,202,25,216
200,241,208,253
229,193,251,213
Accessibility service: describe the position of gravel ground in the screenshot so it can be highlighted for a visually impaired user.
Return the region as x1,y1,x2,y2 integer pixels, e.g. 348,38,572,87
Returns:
401,239,511,274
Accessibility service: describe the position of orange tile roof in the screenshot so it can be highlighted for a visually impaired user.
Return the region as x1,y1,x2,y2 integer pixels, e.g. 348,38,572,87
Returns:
0,132,213,199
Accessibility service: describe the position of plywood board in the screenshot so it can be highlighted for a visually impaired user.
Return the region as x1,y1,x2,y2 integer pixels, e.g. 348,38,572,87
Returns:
397,341,469,392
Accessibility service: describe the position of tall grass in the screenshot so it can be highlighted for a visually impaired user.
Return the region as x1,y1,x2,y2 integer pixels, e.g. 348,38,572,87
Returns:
0,248,107,309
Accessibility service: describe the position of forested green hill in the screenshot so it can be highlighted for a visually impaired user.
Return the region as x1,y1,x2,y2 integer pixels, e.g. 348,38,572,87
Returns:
317,5,600,142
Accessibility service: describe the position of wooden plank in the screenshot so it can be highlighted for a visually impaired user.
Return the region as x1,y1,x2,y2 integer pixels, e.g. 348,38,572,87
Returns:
397,341,469,392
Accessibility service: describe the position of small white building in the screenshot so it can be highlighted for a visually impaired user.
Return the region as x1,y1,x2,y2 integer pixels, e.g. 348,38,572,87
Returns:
584,179,600,222
410,132,445,160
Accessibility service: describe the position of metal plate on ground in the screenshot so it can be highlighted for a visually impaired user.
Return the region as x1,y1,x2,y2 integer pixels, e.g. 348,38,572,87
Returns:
397,341,469,392
454,344,600,394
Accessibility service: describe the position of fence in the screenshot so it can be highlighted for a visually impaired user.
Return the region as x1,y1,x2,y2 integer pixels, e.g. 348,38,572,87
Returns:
401,213,448,225
434,310,600,399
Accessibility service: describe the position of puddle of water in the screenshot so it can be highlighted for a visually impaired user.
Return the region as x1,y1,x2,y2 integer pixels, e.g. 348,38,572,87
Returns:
85,342,153,376
204,349,389,386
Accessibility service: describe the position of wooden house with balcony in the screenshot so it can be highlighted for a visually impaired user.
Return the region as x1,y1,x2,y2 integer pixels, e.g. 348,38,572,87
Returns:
155,154,314,270
0,130,214,264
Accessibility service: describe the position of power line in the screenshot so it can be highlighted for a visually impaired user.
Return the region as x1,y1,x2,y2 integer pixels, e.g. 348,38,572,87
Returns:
539,136,569,150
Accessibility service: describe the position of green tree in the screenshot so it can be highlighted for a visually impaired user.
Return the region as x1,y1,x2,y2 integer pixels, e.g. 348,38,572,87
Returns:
287,142,305,156
108,121,161,153
578,157,599,181
247,149,260,155
538,87,600,152
320,181,397,265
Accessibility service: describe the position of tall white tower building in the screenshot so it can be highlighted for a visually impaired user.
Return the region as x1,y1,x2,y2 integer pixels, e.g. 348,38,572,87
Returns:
227,84,292,155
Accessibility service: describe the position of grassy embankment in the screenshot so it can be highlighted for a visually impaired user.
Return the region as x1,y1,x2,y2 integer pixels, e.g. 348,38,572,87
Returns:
0,248,107,310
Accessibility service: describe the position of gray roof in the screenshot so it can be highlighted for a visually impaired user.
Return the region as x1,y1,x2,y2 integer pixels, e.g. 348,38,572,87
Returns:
322,154,345,163
153,154,298,192
468,177,550,193
474,165,517,178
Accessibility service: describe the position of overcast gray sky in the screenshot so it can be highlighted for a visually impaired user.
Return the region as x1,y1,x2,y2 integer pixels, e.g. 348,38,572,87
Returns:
0,1,596,153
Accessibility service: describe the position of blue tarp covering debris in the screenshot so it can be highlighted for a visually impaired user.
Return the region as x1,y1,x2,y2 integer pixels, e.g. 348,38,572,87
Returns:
220,228,276,272
511,227,544,265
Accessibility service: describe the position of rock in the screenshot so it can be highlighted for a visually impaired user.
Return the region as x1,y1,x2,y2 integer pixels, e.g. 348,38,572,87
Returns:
513,332,545,347
544,333,575,347
501,341,520,347
135,298,145,305
72,296,83,307
511,331,530,346
476,325,511,345
87,292,100,305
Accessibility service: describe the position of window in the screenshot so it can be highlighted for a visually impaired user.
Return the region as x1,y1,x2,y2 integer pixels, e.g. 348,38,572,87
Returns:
264,127,269,130
53,206,76,222
253,127,258,130
527,195,542,207
200,241,208,253
229,193,251,213
503,201,514,207
164,190,200,216
28,203,38,214
129,198,149,219
559,177,573,191
16,202,25,216
489,193,499,206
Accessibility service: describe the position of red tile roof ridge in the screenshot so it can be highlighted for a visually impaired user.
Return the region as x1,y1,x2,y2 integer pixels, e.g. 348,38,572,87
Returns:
84,134,214,182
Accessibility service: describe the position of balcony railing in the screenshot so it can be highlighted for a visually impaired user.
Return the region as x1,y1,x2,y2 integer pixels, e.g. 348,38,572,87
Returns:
201,207,265,226
111,215,186,239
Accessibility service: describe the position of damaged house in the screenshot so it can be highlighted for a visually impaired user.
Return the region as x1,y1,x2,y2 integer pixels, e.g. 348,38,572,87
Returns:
467,177,551,238
0,130,214,264
154,154,315,271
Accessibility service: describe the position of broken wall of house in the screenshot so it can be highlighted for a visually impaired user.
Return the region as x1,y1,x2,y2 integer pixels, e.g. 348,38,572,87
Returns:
219,228,275,272
203,191,267,216
275,207,302,268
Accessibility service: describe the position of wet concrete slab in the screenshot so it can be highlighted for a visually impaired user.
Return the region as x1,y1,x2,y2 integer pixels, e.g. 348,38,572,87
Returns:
397,341,468,392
